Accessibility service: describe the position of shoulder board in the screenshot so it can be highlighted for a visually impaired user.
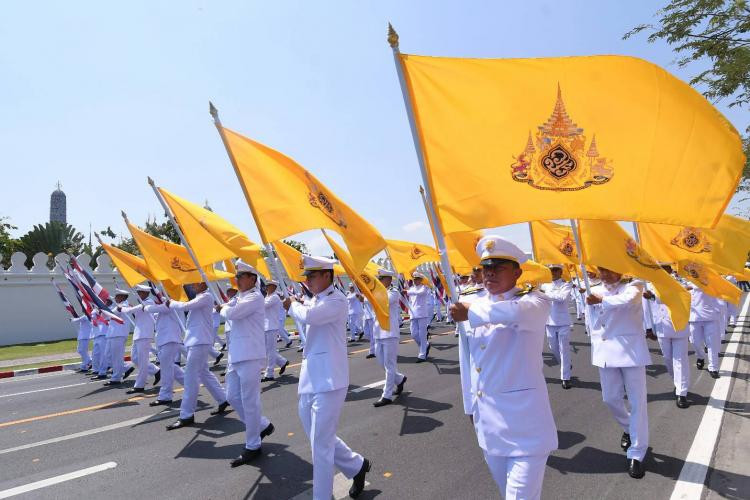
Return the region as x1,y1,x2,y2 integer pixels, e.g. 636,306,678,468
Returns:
515,286,535,297
459,287,482,297
327,290,334,296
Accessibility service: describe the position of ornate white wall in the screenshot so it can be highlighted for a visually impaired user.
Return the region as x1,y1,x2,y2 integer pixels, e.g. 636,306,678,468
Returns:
0,252,128,346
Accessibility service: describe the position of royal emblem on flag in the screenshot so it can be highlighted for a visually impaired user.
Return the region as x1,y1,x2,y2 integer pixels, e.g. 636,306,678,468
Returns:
625,238,661,269
359,273,376,291
305,171,348,229
682,261,709,286
558,235,577,257
511,85,614,191
410,245,424,260
670,227,712,253
170,257,196,273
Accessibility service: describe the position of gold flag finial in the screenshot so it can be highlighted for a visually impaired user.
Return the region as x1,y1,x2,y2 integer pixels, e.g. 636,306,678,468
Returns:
387,23,399,49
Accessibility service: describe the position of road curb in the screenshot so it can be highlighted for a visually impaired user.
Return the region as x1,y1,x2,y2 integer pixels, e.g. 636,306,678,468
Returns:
0,356,132,380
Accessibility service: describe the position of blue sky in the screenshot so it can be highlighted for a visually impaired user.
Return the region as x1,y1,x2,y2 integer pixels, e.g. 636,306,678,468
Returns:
1,1,747,258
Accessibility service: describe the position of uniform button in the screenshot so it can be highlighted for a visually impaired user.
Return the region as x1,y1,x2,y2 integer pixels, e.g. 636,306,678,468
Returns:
477,390,483,398
480,344,486,350
476,367,482,373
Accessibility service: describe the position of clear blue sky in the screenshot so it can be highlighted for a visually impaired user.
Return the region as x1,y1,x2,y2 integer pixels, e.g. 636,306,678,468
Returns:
1,1,747,257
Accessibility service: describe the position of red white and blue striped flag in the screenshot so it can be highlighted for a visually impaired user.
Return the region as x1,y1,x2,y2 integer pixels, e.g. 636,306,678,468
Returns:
53,282,79,318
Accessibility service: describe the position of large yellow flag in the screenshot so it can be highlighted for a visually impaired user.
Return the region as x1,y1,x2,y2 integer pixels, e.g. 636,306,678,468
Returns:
637,215,750,274
217,126,386,272
445,230,483,274
519,260,553,287
323,232,389,327
159,187,270,278
578,219,691,330
530,220,579,266
100,241,186,300
385,239,439,276
126,221,232,285
398,53,744,233
677,260,741,306
273,240,307,283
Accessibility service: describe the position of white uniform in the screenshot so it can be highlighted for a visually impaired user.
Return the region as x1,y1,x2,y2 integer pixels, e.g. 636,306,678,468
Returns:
169,291,227,419
465,287,558,499
346,291,364,339
540,279,574,381
107,303,131,382
144,302,185,401
120,300,159,389
289,284,364,499
572,278,585,320
689,288,722,371
374,288,406,399
726,276,739,325
91,315,108,373
263,293,288,379
587,281,651,462
362,300,375,355
648,289,690,397
220,288,271,451
71,316,92,370
277,305,292,344
407,284,432,359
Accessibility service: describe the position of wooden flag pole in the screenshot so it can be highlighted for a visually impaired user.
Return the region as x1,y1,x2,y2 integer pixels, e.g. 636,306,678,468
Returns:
569,219,592,295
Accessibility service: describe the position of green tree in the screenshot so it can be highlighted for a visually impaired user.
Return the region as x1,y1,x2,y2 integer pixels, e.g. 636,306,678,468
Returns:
18,222,85,267
0,216,21,266
625,0,750,188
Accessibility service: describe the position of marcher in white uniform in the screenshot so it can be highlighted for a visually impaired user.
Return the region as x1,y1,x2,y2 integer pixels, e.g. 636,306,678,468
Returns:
118,284,160,394
346,284,365,341
450,236,557,499
285,256,371,499
165,282,230,429
208,310,225,367
277,305,293,348
372,268,407,407
90,313,109,378
362,298,376,358
217,261,275,467
262,281,289,382
143,297,185,406
689,287,722,378
725,275,739,326
71,315,92,372
103,291,133,386
586,269,652,479
454,274,472,337
407,273,432,362
540,265,574,389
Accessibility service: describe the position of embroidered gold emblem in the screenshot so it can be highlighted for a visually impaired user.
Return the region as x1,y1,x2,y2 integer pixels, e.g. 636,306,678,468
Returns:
170,257,196,273
359,273,376,292
625,238,660,270
410,245,425,260
671,227,712,254
682,261,709,286
305,171,347,228
558,234,577,258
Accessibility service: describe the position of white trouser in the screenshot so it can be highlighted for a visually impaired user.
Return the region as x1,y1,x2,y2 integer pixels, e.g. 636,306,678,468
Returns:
363,319,375,355
132,338,159,389
226,359,270,450
574,297,584,319
599,366,648,461
298,388,364,500
278,326,291,343
209,347,222,359
98,338,112,376
91,336,106,372
435,305,443,322
545,325,572,381
410,317,430,359
375,337,405,400
690,320,720,371
179,344,227,420
296,320,307,347
348,313,363,338
108,337,127,382
657,336,690,396
213,329,226,347
264,330,287,378
77,338,91,370
483,452,549,500
157,342,184,401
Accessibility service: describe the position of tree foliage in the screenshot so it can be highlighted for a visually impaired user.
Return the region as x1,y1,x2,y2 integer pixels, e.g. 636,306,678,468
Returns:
0,216,21,266
18,222,85,267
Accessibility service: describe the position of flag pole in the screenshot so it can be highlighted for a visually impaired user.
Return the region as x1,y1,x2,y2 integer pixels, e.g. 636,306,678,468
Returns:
51,279,79,319
527,222,538,262
631,222,656,329
209,102,290,299
569,219,592,294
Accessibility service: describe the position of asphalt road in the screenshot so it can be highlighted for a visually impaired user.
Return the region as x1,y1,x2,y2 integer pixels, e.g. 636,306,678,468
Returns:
0,312,747,499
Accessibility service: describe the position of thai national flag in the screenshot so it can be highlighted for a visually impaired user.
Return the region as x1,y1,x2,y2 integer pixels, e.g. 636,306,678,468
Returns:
428,268,445,305
64,266,123,324
54,283,79,318
62,270,92,320
148,281,164,304
70,256,110,303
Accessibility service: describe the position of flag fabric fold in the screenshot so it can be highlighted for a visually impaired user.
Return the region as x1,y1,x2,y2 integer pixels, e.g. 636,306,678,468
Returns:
530,220,579,267
676,260,741,306
385,239,439,276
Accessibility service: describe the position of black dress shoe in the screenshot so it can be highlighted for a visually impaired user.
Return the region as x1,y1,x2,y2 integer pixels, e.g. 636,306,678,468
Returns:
153,370,161,386
279,361,289,375
166,416,194,430
696,359,705,370
103,380,122,386
260,377,274,382
230,447,262,467
373,398,392,407
395,376,407,396
561,380,572,390
365,354,376,359
210,401,230,415
676,396,690,409
358,333,364,341
213,352,224,366
349,458,371,498
220,371,226,377
415,358,425,363
620,432,631,451
260,422,275,440
285,341,293,348
126,387,145,394
628,458,645,479
709,370,720,379
123,366,135,380
149,399,172,407
92,374,107,380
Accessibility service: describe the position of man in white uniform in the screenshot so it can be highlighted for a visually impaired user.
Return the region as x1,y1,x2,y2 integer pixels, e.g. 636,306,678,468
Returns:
118,284,160,394
450,236,558,499
262,280,289,382
372,268,407,407
71,315,92,372
586,267,651,478
90,312,109,378
540,264,575,389
362,298,376,358
689,287,722,378
144,295,185,406
407,273,432,362
217,262,275,467
285,256,371,499
103,291,133,386
346,284,365,341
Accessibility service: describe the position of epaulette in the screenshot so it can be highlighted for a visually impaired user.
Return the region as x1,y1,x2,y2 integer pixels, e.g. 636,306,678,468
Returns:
327,290,334,296
459,286,483,297
515,285,535,297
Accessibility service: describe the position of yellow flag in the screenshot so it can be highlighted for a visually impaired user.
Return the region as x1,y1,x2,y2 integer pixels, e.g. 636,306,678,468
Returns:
637,215,750,275
159,187,270,278
126,221,232,284
100,242,155,287
273,240,307,283
323,232,389,327
445,230,483,274
577,219,691,330
530,220,579,267
519,260,553,287
399,53,744,233
385,239,439,276
731,268,750,282
677,260,741,306
224,259,238,288
219,126,386,272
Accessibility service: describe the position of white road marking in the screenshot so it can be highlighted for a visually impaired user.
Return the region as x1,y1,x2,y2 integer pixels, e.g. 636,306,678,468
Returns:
350,380,385,393
0,462,117,498
0,382,91,399
670,294,750,500
290,472,370,500
0,415,152,455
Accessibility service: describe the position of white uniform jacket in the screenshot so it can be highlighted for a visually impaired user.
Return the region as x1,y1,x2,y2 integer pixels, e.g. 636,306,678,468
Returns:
143,303,184,347
120,299,156,341
289,284,349,395
540,279,573,326
689,288,721,322
264,293,283,332
374,288,401,340
220,287,266,364
108,303,130,338
407,285,431,319
168,291,214,347
346,292,364,316
72,316,93,340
